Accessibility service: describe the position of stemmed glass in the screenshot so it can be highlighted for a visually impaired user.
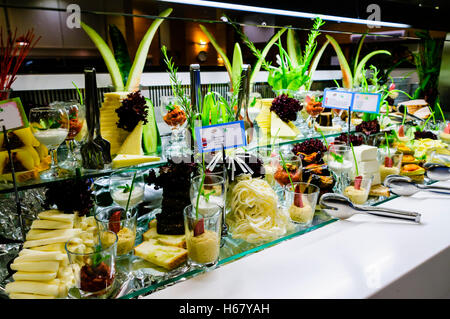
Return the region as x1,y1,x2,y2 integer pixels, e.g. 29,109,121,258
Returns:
303,91,324,137
29,106,69,180
57,101,86,171
159,95,188,157
325,144,353,193
109,169,144,209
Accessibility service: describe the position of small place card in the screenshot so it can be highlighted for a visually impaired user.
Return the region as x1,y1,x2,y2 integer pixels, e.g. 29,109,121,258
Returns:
195,120,247,153
323,88,381,114
0,98,28,131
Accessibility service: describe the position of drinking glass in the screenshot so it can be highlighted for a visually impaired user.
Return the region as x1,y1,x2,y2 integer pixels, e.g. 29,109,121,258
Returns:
343,175,373,205
379,153,403,183
109,169,144,209
325,144,353,193
65,230,117,299
160,95,188,157
94,206,138,257
183,204,222,268
303,91,324,137
29,106,69,179
57,101,86,171
256,146,280,188
273,153,303,188
284,182,320,227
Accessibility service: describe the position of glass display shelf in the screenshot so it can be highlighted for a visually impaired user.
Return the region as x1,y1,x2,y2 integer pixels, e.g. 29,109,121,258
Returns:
111,193,399,299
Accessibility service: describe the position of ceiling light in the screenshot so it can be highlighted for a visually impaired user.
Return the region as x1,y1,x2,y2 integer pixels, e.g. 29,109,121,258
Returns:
158,0,411,28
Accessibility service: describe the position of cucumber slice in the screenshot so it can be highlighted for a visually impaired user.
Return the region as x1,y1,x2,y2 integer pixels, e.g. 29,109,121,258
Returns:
80,21,124,91
126,8,173,92
142,98,161,155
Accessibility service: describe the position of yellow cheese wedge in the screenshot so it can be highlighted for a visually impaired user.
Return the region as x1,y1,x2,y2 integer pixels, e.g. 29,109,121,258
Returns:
8,293,56,299
134,239,187,271
15,251,65,262
5,280,60,297
35,144,49,161
255,102,271,135
13,271,57,282
20,146,40,166
24,235,75,248
0,152,7,175
11,127,40,147
37,210,75,223
30,220,73,230
26,228,81,241
11,261,60,272
29,243,66,253
270,112,299,138
117,121,144,155
12,148,35,171
112,154,160,169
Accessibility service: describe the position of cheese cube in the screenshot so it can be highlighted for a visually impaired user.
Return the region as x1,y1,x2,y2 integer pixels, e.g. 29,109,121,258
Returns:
353,145,378,161
359,160,380,174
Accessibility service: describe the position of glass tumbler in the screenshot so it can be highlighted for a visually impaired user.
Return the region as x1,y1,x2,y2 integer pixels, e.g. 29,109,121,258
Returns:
94,206,138,257
109,169,144,209
325,144,353,193
343,175,373,205
284,182,320,227
183,204,222,268
65,230,117,298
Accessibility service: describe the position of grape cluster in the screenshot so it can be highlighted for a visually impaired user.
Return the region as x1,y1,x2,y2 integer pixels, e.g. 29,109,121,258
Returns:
270,94,302,123
292,139,327,155
334,133,365,146
414,130,437,140
355,119,380,136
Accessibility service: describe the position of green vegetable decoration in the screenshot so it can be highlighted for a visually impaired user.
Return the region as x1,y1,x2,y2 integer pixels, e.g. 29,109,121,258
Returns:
326,33,391,89
278,151,294,189
143,98,161,155
317,127,343,163
81,8,172,92
201,23,286,88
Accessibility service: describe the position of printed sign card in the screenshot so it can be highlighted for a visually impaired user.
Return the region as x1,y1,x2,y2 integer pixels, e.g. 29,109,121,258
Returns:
195,120,247,153
323,88,381,114
0,98,28,131
323,89,353,110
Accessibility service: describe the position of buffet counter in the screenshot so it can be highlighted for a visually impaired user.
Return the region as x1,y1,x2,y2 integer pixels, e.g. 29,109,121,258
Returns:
145,180,450,299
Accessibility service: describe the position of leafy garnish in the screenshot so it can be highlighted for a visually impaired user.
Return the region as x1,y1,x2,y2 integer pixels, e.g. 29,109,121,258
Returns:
118,183,134,194
279,151,294,189
350,142,359,176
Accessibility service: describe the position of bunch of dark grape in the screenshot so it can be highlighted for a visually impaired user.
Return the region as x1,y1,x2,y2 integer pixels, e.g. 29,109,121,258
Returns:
270,94,302,123
116,90,148,132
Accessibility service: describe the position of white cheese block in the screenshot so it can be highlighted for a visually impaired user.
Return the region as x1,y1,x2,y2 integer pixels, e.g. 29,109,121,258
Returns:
15,251,65,262
24,235,75,248
37,211,74,223
26,228,82,241
353,145,378,162
11,261,60,273
30,220,73,230
13,271,57,282
358,160,380,174
8,293,56,299
29,243,66,253
5,280,60,297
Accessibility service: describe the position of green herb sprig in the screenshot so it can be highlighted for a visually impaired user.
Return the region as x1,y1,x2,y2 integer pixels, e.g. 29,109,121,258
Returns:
279,151,294,189
385,132,391,158
317,127,343,163
350,142,359,176
124,171,137,213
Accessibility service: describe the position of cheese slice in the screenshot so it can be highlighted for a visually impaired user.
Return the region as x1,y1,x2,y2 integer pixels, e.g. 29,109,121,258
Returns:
26,228,81,241
11,261,60,273
270,112,299,138
134,239,187,270
37,210,74,223
29,243,66,253
13,271,57,282
8,293,56,299
15,251,65,262
30,220,73,230
112,154,160,169
117,121,144,155
24,235,75,248
5,280,60,297
143,226,186,248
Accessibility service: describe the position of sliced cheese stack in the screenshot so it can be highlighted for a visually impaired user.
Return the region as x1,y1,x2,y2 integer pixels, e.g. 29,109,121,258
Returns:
100,92,131,156
135,219,187,270
0,127,51,183
5,211,98,299
255,101,300,139
352,145,381,185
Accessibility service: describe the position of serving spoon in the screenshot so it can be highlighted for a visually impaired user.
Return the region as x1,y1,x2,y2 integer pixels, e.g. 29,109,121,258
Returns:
383,174,450,196
319,193,421,223
424,163,450,181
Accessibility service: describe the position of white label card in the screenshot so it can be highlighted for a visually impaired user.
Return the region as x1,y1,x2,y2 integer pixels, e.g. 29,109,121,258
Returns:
323,88,381,114
195,120,247,153
0,98,28,131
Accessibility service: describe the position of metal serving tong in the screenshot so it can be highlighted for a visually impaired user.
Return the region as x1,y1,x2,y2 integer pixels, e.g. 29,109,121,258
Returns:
319,193,421,223
383,174,450,196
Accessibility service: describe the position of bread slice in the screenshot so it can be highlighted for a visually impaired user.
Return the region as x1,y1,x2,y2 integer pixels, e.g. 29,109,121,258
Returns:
143,220,186,248
369,184,390,197
134,239,187,271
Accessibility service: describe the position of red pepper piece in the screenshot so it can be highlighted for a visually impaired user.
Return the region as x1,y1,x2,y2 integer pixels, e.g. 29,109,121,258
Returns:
444,123,450,134
193,218,205,237
354,176,363,190
398,125,405,137
293,183,304,208
108,211,121,234
384,156,393,168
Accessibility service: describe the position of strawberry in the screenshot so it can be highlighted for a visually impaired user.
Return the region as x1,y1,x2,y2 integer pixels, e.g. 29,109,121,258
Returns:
193,218,205,236
293,183,304,208
384,156,393,168
354,176,363,190
444,123,450,134
108,210,121,234
389,83,395,91
398,125,405,137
